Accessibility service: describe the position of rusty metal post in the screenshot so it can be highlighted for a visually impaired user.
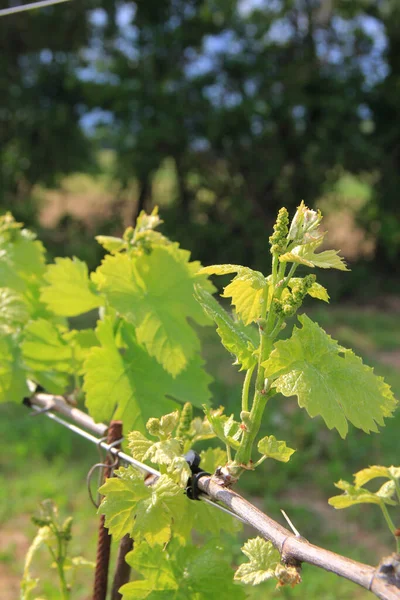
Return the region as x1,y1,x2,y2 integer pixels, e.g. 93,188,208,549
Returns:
110,534,134,600
92,420,123,600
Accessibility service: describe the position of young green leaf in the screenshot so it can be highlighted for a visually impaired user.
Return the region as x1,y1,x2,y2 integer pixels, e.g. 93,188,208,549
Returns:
194,285,257,370
22,320,96,378
199,264,268,325
204,407,242,449
127,431,153,461
146,410,180,439
41,257,102,317
0,214,46,295
280,240,348,271
263,314,397,438
328,480,397,509
92,245,209,375
0,288,30,333
120,540,245,600
83,319,211,431
99,467,188,547
354,466,400,488
0,334,29,403
95,235,126,253
257,435,295,463
234,537,281,585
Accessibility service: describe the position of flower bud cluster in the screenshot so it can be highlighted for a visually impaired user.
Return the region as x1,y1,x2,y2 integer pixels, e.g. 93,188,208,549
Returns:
269,207,289,255
176,402,193,439
274,274,316,317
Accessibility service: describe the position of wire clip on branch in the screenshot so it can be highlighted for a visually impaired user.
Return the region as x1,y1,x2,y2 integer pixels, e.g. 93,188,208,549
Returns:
184,450,211,501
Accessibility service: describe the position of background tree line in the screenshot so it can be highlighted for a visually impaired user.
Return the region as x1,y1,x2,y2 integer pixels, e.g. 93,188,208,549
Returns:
1,0,400,294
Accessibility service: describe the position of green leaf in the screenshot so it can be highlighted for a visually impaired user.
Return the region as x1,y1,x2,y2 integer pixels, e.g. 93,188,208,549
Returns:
328,480,396,509
194,285,257,370
199,265,268,325
199,448,227,474
257,435,295,463
146,411,180,439
41,257,102,317
143,439,183,466
83,319,211,431
204,407,242,449
263,315,397,438
121,540,245,600
280,240,348,271
0,334,29,403
128,431,153,461
0,214,46,295
0,288,30,333
288,278,329,302
99,467,188,547
95,235,126,253
92,246,209,375
234,537,281,585
354,466,400,488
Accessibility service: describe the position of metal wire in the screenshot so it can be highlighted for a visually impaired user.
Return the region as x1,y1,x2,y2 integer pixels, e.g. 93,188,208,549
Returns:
28,403,244,523
0,0,71,17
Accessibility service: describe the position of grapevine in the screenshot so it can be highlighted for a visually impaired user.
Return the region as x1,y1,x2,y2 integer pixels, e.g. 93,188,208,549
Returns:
0,204,399,598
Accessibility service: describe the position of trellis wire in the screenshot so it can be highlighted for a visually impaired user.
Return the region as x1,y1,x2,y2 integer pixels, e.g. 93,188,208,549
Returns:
0,0,71,17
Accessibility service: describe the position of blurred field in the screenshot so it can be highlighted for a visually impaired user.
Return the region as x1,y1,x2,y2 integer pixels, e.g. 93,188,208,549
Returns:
1,300,399,599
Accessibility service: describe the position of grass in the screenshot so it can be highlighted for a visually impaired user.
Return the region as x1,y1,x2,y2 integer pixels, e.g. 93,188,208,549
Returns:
1,297,399,597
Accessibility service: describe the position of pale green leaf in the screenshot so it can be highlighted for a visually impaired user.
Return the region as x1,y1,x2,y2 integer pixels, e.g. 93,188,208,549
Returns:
143,439,183,466
257,435,295,463
222,269,268,325
0,334,29,403
0,214,46,295
41,257,102,317
92,246,208,375
287,201,323,244
288,278,329,303
83,319,211,432
234,537,280,585
99,467,187,546
280,240,348,271
377,480,396,502
354,466,400,488
328,480,396,508
121,540,245,600
199,264,247,276
263,315,397,438
127,431,153,461
95,235,126,253
204,407,242,449
194,285,257,370
0,288,30,333
199,264,268,325
146,410,180,439
22,322,96,393
199,448,227,474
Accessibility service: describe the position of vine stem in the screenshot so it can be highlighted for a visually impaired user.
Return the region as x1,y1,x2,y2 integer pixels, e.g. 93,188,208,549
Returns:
241,364,255,412
199,475,400,600
380,503,400,554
